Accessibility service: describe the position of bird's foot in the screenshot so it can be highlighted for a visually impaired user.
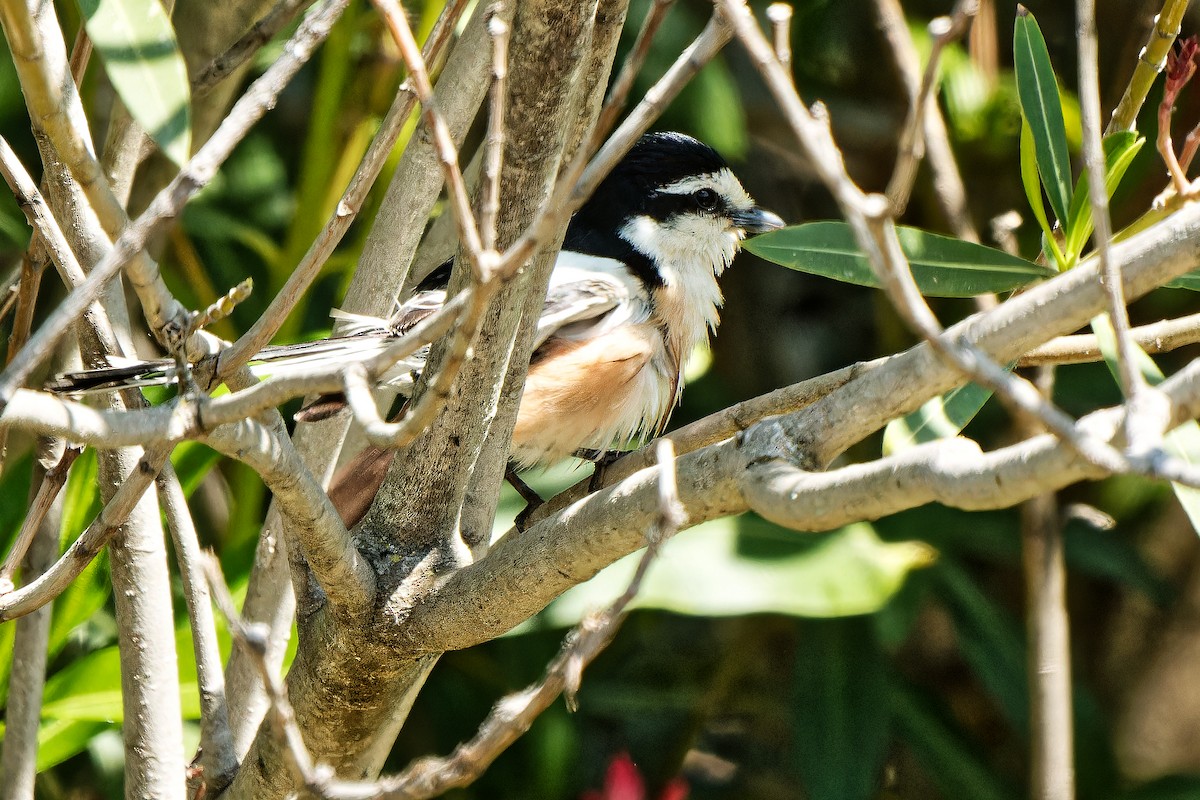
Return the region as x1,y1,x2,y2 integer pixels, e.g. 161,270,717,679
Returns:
507,466,544,532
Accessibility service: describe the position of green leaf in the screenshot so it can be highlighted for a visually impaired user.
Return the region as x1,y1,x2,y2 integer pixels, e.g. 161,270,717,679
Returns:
1164,269,1200,291
76,0,191,166
792,618,890,800
1014,7,1072,225
1091,314,1200,535
1020,120,1055,242
37,719,111,772
41,626,202,723
936,560,1029,730
1021,123,1068,269
171,441,222,498
49,450,110,658
745,222,1055,297
536,517,936,626
1063,131,1145,260
890,681,1020,800
883,381,994,455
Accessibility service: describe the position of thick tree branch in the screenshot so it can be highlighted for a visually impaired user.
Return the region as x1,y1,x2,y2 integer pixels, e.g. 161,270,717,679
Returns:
0,444,63,800
397,199,1200,653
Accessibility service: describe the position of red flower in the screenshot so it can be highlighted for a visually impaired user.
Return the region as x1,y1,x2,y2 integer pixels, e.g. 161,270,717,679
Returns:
581,752,689,800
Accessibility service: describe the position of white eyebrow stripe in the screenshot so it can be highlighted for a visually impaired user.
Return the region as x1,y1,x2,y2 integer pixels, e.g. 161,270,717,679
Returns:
657,172,727,194
657,168,755,208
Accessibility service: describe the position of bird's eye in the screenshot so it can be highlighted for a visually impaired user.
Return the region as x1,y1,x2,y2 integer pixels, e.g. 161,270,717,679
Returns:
693,188,719,211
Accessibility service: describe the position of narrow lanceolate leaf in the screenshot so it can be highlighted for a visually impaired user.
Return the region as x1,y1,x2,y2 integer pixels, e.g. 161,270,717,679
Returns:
882,381,994,455
745,222,1055,297
1014,6,1072,225
1064,131,1144,260
76,0,191,165
1020,121,1054,242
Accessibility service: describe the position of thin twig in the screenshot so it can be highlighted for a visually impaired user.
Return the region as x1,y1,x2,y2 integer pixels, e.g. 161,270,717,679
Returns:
876,0,978,221
1107,0,1192,134
0,440,64,800
480,9,511,254
0,446,81,593
0,0,352,410
592,0,678,142
157,465,237,794
766,4,792,72
1020,312,1200,366
343,290,493,449
375,441,683,799
0,447,171,623
0,137,96,294
1019,368,1074,800
371,0,486,277
200,554,335,795
1079,0,1158,460
0,253,47,470
194,0,314,95
216,0,471,380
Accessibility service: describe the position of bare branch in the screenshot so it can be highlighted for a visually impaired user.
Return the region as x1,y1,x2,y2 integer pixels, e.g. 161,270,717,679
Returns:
1107,0,1192,134
480,10,511,254
0,446,80,593
765,3,792,71
1080,0,1151,450
101,443,186,799
0,442,63,800
157,465,237,793
201,555,340,795
1019,312,1200,366
875,0,979,238
592,0,677,144
203,418,376,621
0,0,350,410
371,0,485,274
217,0,471,378
0,0,191,339
1018,367,1075,800
376,442,682,799
343,291,490,449
194,0,314,95
0,447,171,623
353,0,503,308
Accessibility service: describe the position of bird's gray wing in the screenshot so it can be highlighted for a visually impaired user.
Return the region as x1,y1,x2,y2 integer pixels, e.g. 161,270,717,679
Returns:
533,252,650,350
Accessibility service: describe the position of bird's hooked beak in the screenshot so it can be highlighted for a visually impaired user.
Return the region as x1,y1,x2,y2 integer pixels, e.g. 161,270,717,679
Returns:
732,206,785,235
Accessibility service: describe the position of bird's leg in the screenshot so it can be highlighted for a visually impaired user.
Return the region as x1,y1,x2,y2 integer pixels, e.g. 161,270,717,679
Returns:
584,449,624,492
508,465,545,532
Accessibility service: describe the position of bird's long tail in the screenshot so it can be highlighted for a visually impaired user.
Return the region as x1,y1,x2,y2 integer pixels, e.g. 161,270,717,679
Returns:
46,325,424,395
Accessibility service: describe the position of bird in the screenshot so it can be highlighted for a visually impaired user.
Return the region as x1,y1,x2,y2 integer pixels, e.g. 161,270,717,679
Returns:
48,131,783,523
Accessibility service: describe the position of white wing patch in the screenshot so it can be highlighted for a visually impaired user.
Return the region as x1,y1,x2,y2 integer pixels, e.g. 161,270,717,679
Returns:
536,252,652,347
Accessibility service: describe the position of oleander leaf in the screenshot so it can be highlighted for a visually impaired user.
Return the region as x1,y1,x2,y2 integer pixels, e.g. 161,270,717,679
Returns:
76,0,191,165
1064,131,1144,260
745,222,1054,297
1014,7,1072,225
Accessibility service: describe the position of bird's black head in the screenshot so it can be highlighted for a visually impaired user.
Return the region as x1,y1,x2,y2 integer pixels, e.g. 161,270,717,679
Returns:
565,132,783,287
